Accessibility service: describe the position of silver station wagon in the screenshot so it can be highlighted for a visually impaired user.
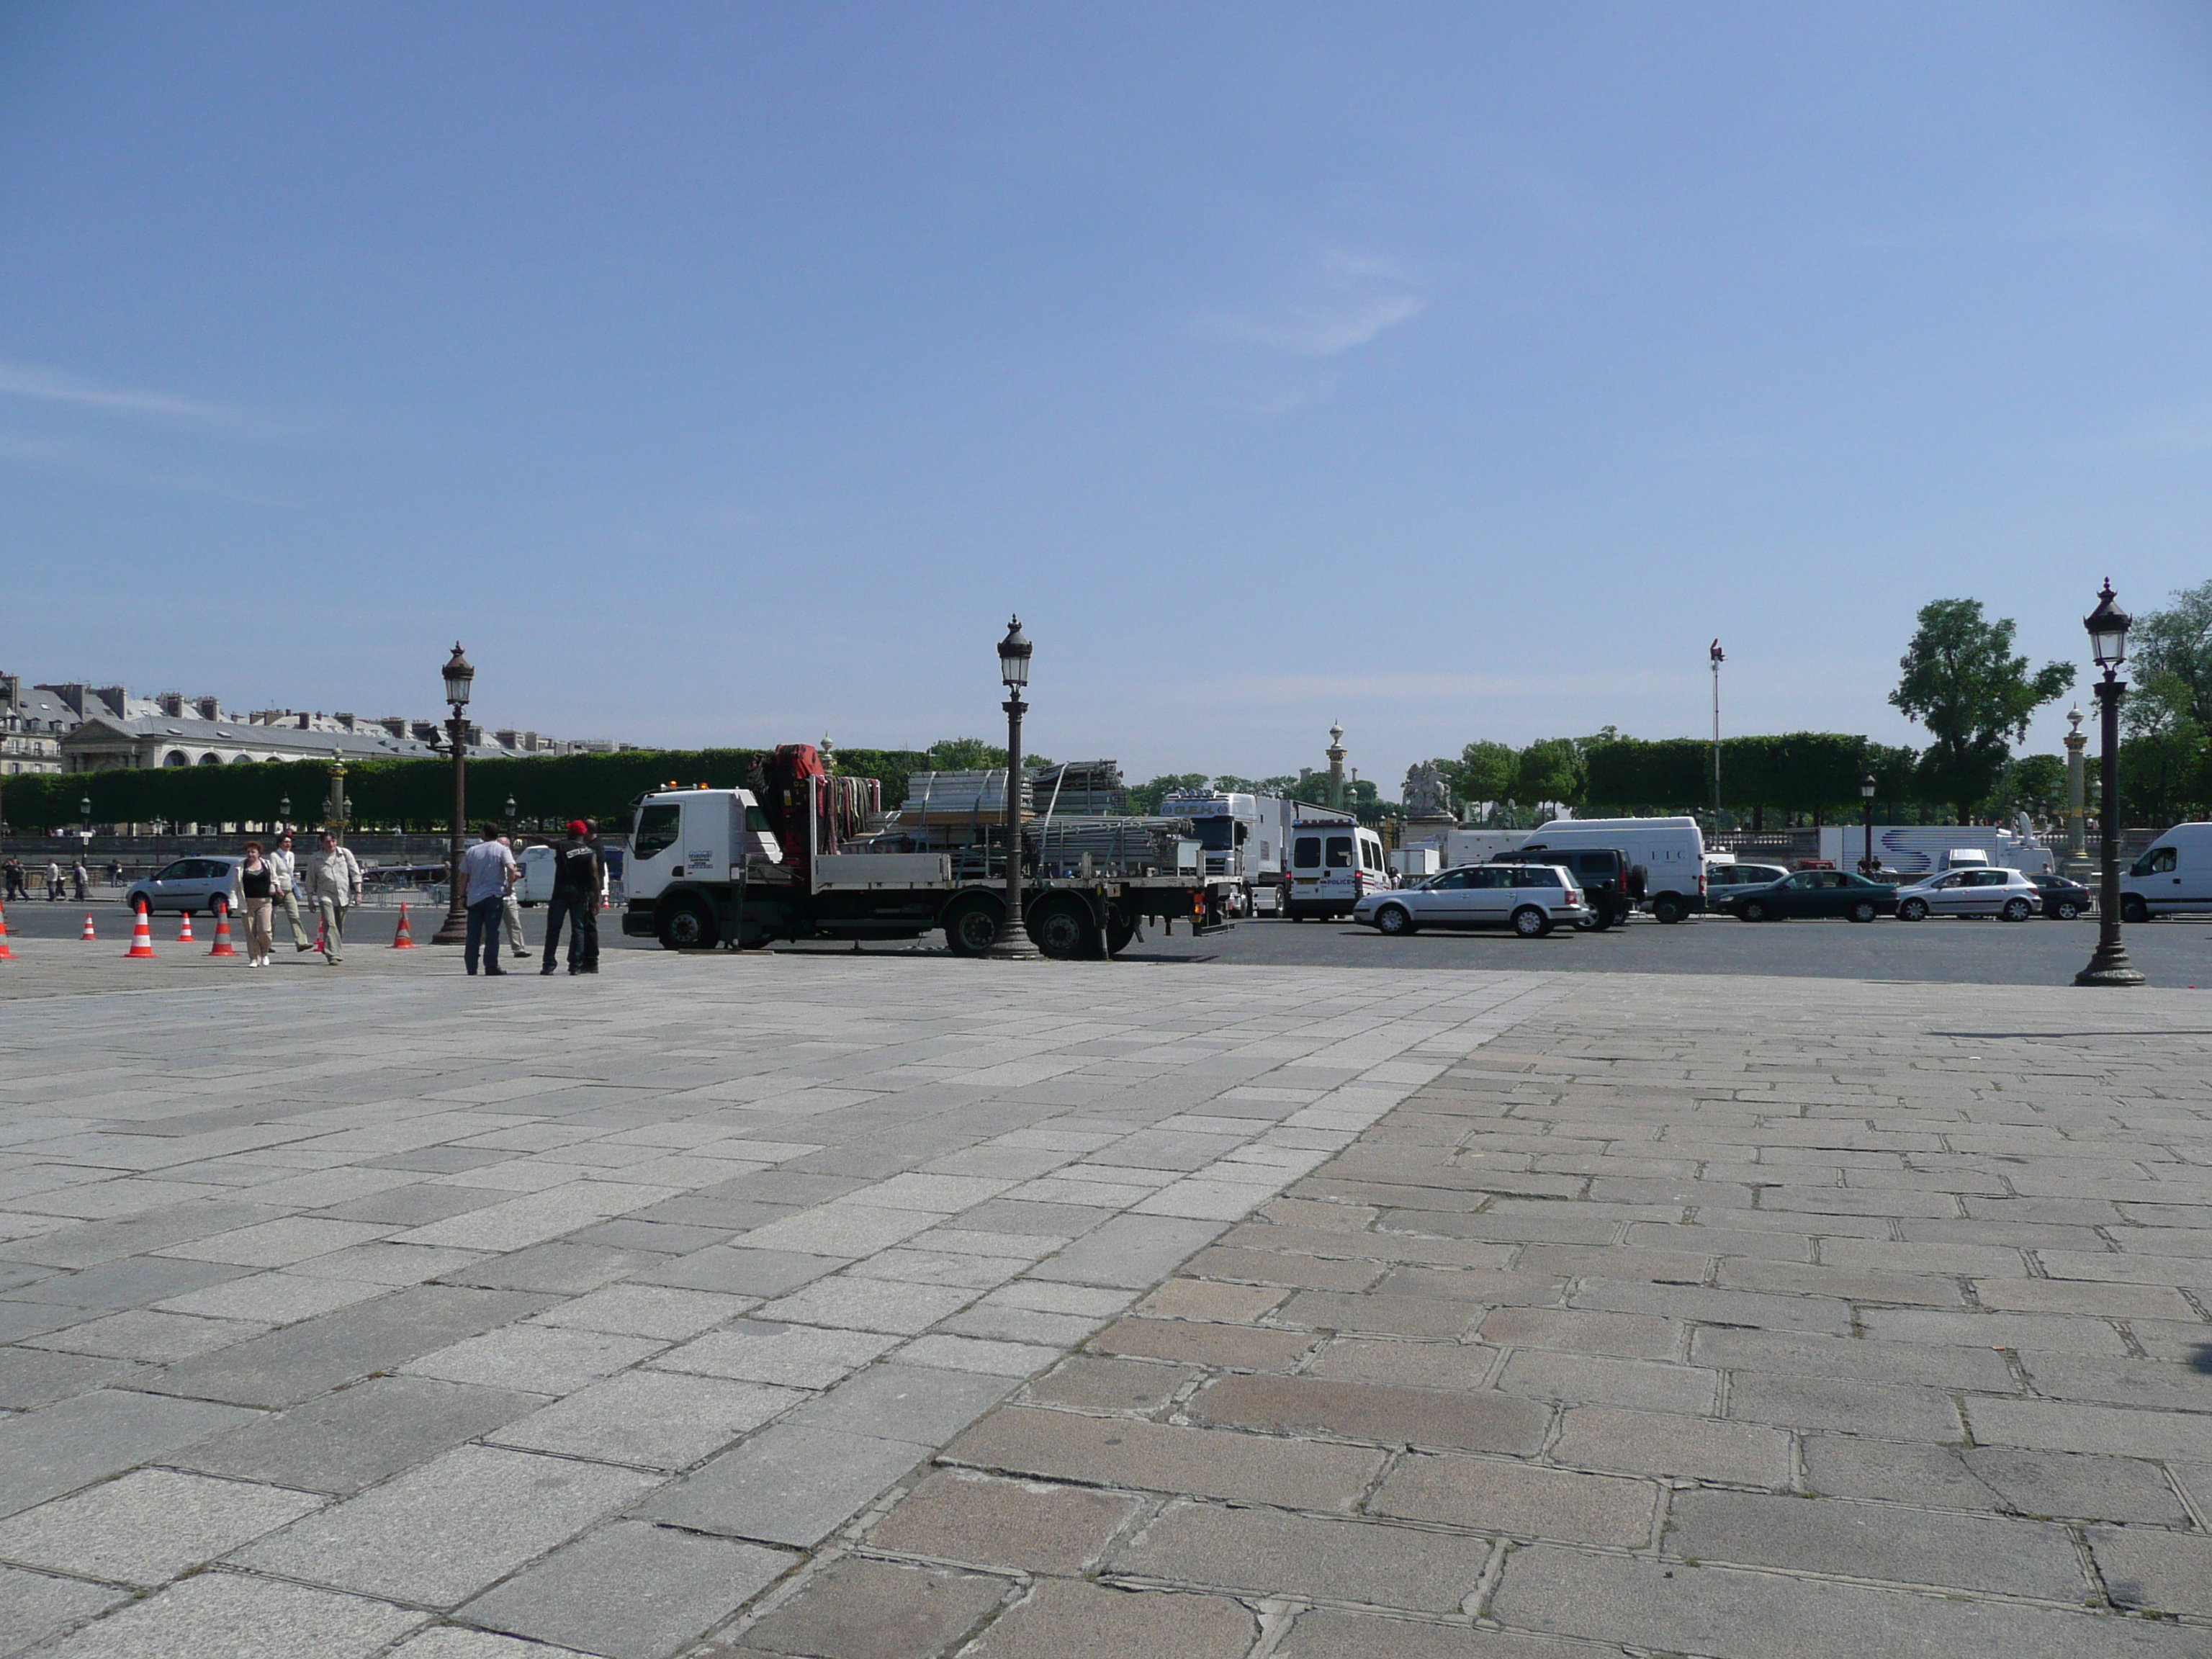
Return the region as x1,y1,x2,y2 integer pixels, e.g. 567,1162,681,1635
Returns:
1354,863,1588,939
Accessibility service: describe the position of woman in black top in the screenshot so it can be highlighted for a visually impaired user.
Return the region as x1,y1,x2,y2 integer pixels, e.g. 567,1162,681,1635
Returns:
238,842,276,966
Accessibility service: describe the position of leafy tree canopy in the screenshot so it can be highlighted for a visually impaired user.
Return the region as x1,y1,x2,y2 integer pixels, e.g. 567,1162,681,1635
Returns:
1889,598,2074,819
2130,580,2212,733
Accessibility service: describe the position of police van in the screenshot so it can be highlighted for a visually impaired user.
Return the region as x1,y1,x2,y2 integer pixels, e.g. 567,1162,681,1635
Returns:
1287,818,1390,920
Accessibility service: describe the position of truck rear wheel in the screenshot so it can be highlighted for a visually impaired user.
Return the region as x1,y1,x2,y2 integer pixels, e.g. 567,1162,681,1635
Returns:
1106,912,1138,955
1029,896,1099,961
943,894,1004,957
656,894,720,951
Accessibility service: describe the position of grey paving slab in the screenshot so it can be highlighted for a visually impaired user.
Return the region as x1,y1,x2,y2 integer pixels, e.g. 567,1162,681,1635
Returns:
786,1362,1015,1444
1025,1214,1228,1288
0,1388,258,1519
638,1422,928,1547
0,1467,324,1588
166,1375,545,1493
488,1369,800,1470
458,1521,790,1659
143,1284,557,1406
233,1444,660,1607
0,1563,127,1657
33,1571,426,1659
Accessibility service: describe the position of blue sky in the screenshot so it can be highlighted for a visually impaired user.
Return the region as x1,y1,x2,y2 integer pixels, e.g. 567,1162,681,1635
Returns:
2,3,2208,790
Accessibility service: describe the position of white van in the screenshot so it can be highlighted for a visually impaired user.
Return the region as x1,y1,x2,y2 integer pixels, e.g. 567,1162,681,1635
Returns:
1287,819,1390,920
1519,817,1707,924
2119,823,2212,921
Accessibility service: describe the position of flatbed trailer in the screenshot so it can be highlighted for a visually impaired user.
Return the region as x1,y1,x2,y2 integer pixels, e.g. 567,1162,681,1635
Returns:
619,779,1236,960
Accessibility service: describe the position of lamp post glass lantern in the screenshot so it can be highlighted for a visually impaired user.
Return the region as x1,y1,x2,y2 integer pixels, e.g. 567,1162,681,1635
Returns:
2075,581,2144,987
992,616,1038,958
431,644,475,946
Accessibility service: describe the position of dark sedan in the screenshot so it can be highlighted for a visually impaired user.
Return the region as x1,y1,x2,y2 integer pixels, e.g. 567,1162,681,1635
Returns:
2025,871,2095,920
1730,868,1898,923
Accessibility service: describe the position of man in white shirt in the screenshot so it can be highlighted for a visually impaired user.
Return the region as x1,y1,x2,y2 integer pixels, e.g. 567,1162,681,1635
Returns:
461,823,519,976
310,831,364,964
269,832,314,952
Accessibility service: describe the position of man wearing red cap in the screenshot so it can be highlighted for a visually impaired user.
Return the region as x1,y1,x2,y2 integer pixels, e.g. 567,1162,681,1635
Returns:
541,818,603,975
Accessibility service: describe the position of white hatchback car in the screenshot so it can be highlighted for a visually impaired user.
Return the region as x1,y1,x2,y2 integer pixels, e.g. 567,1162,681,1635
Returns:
1894,867,2041,922
1355,863,1588,938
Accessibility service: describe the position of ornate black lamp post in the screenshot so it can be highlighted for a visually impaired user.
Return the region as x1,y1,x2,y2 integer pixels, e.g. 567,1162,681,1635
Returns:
1859,775,1876,876
992,617,1038,958
2075,582,2144,987
431,644,475,946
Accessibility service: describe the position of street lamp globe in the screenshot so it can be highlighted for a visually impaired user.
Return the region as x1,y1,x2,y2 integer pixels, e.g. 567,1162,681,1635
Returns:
441,643,475,709
997,616,1031,691
80,796,91,819
1859,775,1876,801
2085,580,2131,669
505,793,517,820
279,794,292,821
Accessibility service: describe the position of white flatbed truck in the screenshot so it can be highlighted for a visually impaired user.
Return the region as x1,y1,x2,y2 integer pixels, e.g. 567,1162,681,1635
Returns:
619,782,1237,959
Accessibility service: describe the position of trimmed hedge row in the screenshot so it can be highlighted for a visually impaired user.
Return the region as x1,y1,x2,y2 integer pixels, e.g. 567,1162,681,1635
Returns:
1583,734,1920,814
0,747,934,832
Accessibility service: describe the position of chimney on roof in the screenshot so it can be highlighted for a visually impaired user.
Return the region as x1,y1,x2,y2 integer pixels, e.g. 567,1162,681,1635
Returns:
195,696,220,721
158,692,184,718
335,713,356,732
495,729,518,750
94,688,127,719
379,716,407,738
0,675,17,710
296,711,310,729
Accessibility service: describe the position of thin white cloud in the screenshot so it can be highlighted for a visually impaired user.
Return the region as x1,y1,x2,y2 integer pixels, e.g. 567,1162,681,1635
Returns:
1195,295,1426,359
1194,246,1429,360
0,359,237,423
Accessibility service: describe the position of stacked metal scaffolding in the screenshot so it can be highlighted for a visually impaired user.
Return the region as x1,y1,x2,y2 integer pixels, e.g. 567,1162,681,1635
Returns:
1027,760,1126,817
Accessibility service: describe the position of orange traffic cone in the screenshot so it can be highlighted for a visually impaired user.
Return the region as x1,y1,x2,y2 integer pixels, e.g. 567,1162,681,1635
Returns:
125,901,156,958
390,903,415,948
81,912,96,940
0,904,14,961
177,911,195,944
207,900,237,958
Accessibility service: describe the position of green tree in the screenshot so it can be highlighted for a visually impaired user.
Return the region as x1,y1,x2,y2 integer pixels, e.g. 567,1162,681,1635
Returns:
1211,775,1299,796
1889,598,2074,820
2131,580,2212,732
925,737,1007,770
1445,742,1518,809
1982,754,2066,822
1514,739,1585,813
1128,773,1210,815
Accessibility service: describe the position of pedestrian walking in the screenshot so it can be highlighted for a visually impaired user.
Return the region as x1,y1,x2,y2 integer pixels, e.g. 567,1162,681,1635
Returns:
580,819,604,971
541,819,602,975
2,856,23,902
46,860,61,902
498,836,529,957
309,831,364,963
268,832,314,952
237,840,277,966
107,860,122,888
461,824,518,976
71,858,88,902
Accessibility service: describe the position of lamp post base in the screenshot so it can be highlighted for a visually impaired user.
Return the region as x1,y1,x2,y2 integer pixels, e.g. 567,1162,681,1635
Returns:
430,911,469,947
2074,942,2145,987
988,918,1041,960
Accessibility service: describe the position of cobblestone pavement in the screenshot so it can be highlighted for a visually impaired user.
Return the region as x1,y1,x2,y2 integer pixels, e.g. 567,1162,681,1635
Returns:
791,974,2209,1659
0,955,1554,1657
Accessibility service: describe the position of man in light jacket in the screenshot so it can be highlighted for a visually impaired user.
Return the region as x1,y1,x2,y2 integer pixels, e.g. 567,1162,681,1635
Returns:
269,832,315,952
310,831,364,963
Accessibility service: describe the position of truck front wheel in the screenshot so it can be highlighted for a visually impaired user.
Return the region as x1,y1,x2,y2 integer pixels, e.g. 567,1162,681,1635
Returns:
943,894,1005,957
656,894,721,951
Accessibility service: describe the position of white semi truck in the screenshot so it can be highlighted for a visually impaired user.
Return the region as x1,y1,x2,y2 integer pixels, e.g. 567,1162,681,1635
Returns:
620,747,1238,959
1157,788,1308,914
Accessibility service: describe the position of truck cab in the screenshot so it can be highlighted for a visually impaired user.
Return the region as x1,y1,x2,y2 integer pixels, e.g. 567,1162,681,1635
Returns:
1159,789,1292,912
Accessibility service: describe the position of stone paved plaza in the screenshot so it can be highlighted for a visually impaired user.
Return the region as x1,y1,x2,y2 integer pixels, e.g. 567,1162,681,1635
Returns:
0,949,2208,1657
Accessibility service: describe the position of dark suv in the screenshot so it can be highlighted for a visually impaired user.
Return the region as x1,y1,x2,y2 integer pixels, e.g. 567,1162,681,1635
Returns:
1493,845,1637,931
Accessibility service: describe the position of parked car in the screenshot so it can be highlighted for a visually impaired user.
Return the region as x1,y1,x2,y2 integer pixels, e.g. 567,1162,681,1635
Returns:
1356,863,1588,939
2025,871,2094,920
1491,846,1632,930
1894,867,2041,922
1704,861,1790,910
122,855,243,915
1730,868,1897,923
